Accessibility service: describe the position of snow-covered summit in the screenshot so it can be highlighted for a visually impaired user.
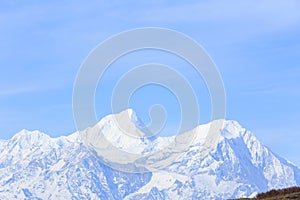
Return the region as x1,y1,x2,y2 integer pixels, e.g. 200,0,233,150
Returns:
125,108,139,123
0,109,299,199
12,129,50,141
221,120,246,139
81,109,150,157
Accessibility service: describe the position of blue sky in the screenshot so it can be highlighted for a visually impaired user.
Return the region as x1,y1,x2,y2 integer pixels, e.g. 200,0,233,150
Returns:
0,1,300,165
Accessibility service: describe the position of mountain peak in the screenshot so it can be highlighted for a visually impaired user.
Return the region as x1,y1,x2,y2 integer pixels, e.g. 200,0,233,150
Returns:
118,108,139,124
221,120,246,139
12,129,49,140
126,108,137,119
96,108,140,127
1,111,300,199
81,108,150,156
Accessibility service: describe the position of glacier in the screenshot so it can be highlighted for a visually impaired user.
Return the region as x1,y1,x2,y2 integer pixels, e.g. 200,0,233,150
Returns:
0,109,299,199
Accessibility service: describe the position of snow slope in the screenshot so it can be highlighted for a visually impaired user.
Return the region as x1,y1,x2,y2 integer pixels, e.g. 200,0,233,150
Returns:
0,109,299,199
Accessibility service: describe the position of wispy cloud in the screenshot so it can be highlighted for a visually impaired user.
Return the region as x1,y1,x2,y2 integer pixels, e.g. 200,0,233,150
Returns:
0,74,68,97
141,0,300,37
0,87,37,97
254,85,300,96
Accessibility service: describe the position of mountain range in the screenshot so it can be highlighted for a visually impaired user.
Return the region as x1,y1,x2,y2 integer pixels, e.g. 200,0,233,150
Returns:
0,109,299,199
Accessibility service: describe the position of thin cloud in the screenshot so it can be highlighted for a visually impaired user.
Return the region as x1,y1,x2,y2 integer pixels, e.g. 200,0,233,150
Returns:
0,78,67,97
0,87,38,97
141,0,300,35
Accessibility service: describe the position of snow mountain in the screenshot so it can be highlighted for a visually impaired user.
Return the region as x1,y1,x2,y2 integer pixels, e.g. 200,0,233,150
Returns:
0,109,299,199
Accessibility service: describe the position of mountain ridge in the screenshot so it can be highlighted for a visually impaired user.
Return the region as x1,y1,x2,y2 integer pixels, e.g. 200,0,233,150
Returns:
0,109,299,199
